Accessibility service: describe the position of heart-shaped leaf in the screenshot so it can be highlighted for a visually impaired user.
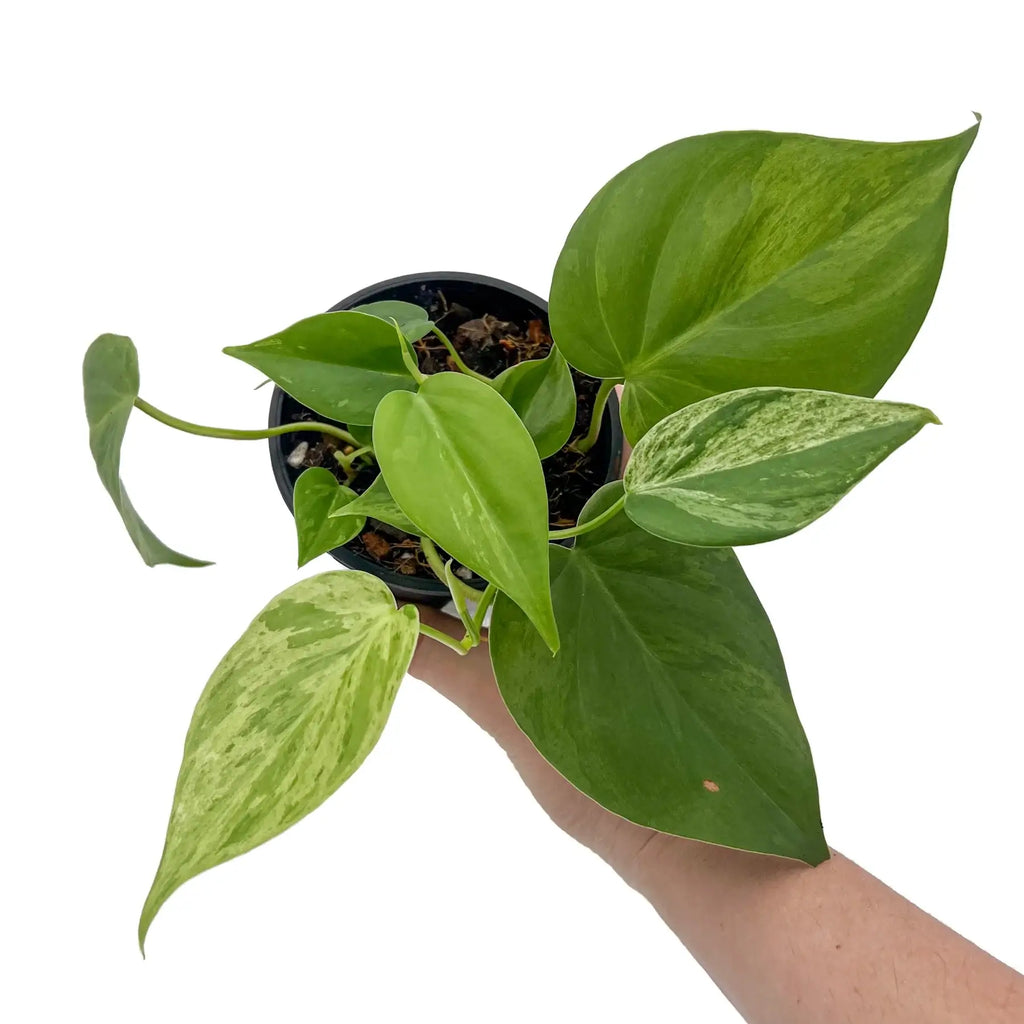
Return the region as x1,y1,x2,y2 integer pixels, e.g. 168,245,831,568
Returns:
139,571,419,952
293,468,365,566
550,120,978,442
492,348,577,458
224,311,416,425
353,301,432,343
490,481,827,864
624,387,938,547
332,472,420,535
83,334,210,567
374,372,558,652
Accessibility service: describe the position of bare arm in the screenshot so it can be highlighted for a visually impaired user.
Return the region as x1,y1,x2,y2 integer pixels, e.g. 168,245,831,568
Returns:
410,611,1024,1024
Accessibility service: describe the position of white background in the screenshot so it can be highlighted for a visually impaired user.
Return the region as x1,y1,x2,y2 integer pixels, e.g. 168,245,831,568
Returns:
1,2,1020,1021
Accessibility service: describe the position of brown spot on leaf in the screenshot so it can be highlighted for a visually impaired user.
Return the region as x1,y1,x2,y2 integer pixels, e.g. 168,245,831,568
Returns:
702,779,720,793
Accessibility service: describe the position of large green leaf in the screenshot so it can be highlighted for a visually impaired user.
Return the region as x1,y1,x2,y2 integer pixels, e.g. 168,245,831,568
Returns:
139,571,419,952
293,468,365,566
373,372,558,652
492,348,577,458
82,334,210,567
490,482,827,864
550,120,978,443
332,473,420,535
624,387,938,547
224,311,416,424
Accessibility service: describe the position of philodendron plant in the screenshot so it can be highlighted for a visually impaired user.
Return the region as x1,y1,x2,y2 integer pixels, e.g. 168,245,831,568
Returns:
82,118,978,953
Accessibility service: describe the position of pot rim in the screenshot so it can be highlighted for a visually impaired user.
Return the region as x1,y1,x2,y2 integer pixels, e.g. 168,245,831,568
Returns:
268,271,623,603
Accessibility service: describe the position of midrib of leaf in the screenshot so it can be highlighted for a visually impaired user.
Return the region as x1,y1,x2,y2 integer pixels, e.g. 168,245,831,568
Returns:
571,551,811,841
627,149,963,377
631,418,919,495
418,397,521,586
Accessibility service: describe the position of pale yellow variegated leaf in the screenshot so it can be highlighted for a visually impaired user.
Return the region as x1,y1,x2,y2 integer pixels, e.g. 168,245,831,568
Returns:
139,571,419,952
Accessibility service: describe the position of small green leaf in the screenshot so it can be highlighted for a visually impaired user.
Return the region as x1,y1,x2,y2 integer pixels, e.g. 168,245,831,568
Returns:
82,334,210,568
492,348,577,458
490,482,827,864
624,387,938,547
353,301,432,343
293,468,365,566
374,373,558,652
139,571,419,952
333,473,419,535
224,311,416,425
550,120,978,442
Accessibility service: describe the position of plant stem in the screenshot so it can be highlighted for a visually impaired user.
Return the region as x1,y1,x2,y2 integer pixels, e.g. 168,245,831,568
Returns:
134,397,359,447
469,583,497,634
431,326,492,384
334,446,374,480
397,327,428,384
548,493,626,541
572,377,621,454
418,623,470,656
419,537,480,643
418,536,448,580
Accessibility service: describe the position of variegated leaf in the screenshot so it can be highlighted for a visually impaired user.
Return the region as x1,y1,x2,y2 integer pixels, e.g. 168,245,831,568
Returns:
139,571,419,952
490,482,827,864
223,311,416,425
550,120,978,443
82,334,210,567
491,347,577,459
293,468,364,566
373,372,558,652
334,473,420,535
624,387,938,546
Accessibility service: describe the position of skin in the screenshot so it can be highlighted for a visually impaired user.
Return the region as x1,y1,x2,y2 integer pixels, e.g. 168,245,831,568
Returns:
409,611,1024,1024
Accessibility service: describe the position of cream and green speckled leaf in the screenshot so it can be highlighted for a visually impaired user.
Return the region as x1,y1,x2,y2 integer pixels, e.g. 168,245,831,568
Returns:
550,119,978,443
223,311,417,425
83,334,210,567
293,468,365,566
624,387,938,547
139,571,419,952
373,372,558,653
490,482,827,864
333,473,420,535
492,347,577,459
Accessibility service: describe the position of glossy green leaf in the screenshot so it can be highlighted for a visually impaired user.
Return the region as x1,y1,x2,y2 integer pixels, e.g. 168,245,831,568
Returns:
492,348,577,458
293,468,365,566
374,372,558,652
224,311,416,425
82,334,210,567
624,387,938,547
490,481,827,864
139,571,419,952
353,301,432,343
333,473,419,535
550,120,978,442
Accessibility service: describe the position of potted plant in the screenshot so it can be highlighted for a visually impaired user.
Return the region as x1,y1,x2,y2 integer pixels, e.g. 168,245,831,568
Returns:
82,117,978,953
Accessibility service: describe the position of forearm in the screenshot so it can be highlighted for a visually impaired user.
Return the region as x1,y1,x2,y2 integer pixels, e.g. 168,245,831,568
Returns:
625,838,1024,1024
410,621,1023,1024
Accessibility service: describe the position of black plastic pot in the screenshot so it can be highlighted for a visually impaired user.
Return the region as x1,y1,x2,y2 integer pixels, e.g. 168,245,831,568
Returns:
268,271,624,605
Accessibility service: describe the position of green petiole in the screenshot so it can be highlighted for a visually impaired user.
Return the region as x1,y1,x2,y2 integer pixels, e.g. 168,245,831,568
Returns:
571,377,621,454
548,493,626,541
134,397,359,447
